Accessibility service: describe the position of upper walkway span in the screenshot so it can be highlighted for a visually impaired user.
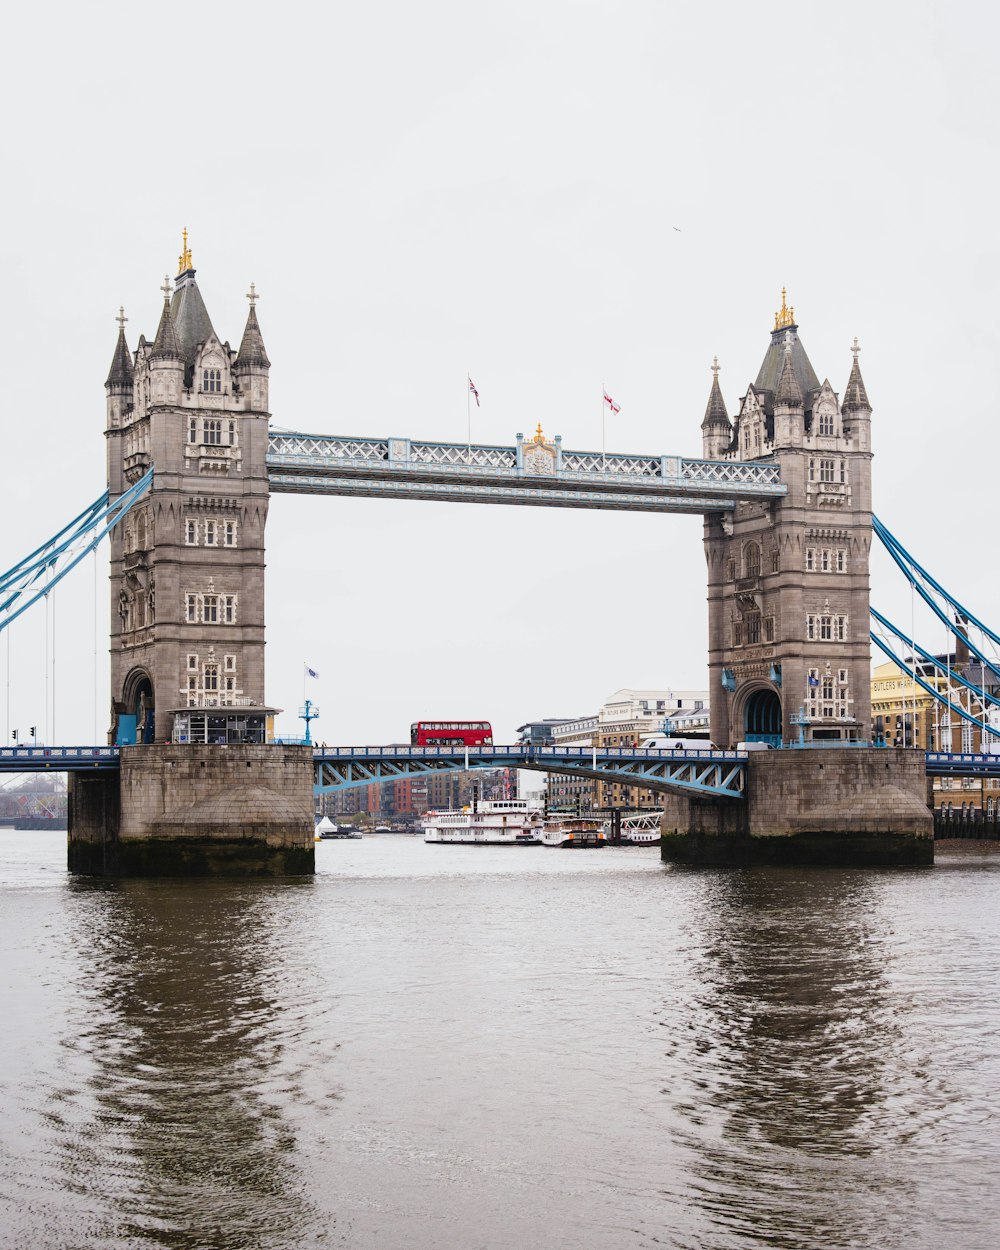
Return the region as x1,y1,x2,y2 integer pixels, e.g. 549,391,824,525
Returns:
265,430,786,514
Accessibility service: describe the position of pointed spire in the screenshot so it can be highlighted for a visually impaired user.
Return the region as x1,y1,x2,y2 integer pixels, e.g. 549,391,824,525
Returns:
150,277,182,361
701,356,730,429
775,334,803,407
843,336,871,411
234,283,271,370
105,306,134,388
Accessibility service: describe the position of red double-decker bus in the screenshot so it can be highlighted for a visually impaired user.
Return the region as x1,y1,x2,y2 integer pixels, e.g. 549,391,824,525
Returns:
410,721,493,747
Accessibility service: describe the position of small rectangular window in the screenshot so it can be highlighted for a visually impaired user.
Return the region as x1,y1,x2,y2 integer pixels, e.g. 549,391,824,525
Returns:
224,522,237,547
223,596,236,624
203,595,218,624
805,548,815,571
205,521,216,546
836,550,846,573
820,459,835,483
187,654,198,671
186,594,197,623
185,520,197,545
820,550,830,572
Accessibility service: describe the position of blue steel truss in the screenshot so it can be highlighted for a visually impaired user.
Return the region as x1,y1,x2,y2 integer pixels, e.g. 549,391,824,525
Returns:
0,470,153,634
313,744,748,799
872,516,1000,681
266,431,786,514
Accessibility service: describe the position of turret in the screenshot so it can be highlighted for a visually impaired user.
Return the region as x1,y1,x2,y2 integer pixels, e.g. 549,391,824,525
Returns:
148,277,184,405
105,306,134,431
701,357,731,458
842,337,872,452
772,334,803,449
233,283,271,412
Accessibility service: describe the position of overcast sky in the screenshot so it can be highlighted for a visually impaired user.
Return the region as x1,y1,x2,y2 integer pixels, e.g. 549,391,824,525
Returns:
1,0,997,746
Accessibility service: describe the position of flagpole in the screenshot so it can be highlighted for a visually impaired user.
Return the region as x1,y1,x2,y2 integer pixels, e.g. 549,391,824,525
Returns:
601,384,606,472
467,372,471,463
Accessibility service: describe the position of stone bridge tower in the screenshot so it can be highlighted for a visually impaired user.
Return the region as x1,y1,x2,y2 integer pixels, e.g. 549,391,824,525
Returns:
104,233,272,744
702,291,873,748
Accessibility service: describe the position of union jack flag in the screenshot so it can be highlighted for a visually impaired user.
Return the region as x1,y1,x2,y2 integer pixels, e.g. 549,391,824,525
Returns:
469,376,480,407
603,390,620,414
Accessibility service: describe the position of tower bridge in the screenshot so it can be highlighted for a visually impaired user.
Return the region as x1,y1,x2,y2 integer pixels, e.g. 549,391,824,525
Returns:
2,243,938,872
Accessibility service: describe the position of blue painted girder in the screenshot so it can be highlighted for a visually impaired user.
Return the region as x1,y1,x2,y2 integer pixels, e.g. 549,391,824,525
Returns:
0,746,120,772
313,744,748,799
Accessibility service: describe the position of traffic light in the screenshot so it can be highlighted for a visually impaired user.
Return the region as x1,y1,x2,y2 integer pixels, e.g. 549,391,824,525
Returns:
11,730,17,742
29,726,36,738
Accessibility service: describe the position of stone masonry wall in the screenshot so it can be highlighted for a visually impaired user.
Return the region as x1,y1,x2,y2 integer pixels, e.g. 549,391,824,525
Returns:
119,744,314,846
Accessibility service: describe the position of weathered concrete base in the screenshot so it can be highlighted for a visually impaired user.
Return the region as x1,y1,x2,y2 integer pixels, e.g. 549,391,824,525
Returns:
660,747,933,867
68,744,315,877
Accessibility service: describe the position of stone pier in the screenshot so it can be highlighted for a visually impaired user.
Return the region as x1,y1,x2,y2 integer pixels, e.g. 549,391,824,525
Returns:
660,747,933,866
68,744,315,876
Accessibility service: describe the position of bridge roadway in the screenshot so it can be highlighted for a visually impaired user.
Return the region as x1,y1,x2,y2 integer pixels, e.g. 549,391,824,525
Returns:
1,746,997,800
0,744,746,798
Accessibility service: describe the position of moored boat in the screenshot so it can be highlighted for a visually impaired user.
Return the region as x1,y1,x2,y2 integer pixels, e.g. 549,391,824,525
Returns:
538,816,606,848
423,799,543,845
617,813,662,845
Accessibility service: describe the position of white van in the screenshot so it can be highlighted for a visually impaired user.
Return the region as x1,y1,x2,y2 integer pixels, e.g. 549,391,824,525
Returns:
736,740,773,752
640,734,715,753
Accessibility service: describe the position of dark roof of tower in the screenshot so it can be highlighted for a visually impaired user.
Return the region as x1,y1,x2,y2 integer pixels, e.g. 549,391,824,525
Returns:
701,361,730,429
843,350,871,410
754,326,820,399
170,271,217,364
774,345,803,407
234,305,271,370
150,298,182,360
105,325,134,387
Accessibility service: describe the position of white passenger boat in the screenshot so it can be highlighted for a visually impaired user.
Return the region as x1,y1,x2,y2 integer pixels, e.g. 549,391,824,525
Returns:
618,813,662,845
538,816,607,848
423,799,543,845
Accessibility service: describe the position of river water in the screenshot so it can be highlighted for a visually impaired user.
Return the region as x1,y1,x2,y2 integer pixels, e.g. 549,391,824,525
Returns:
1,831,998,1250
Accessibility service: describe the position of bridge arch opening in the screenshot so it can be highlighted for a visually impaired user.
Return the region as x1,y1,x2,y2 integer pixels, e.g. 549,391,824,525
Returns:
121,668,155,745
742,686,782,747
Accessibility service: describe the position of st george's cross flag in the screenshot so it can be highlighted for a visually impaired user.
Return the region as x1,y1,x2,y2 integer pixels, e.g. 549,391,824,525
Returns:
469,376,480,407
603,390,620,414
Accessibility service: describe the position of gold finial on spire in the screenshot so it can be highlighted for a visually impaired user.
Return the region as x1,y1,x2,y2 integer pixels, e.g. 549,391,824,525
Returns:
177,227,193,276
533,422,545,443
774,286,795,330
